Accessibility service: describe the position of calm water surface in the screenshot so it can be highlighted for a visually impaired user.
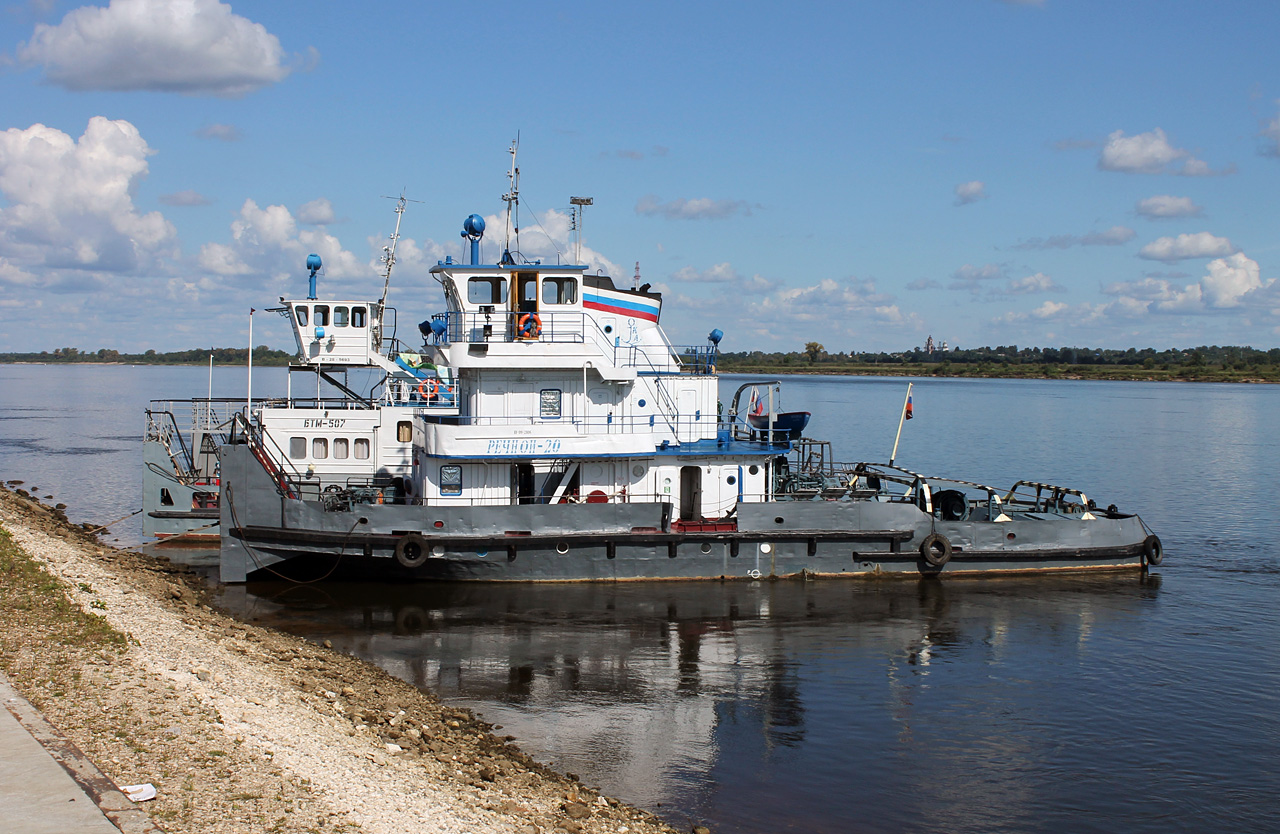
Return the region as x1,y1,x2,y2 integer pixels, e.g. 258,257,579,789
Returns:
3,367,1278,832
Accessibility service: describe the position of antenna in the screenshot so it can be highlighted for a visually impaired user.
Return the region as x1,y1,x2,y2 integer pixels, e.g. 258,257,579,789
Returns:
633,261,640,291
570,196,592,264
376,193,421,311
502,136,520,263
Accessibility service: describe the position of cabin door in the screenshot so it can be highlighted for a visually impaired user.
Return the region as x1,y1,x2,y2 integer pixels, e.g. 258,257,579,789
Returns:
513,463,536,505
677,388,698,442
679,466,702,522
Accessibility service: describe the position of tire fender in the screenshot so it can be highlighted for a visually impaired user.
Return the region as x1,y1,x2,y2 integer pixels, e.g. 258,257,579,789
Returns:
395,532,429,568
920,532,952,568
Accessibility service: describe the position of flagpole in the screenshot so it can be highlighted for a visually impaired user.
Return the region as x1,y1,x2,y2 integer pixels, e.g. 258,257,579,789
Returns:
889,382,913,466
247,309,254,419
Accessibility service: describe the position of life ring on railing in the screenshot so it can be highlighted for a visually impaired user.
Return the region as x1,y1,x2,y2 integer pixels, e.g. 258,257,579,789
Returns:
417,378,438,399
1142,534,1163,566
517,313,542,339
920,532,952,568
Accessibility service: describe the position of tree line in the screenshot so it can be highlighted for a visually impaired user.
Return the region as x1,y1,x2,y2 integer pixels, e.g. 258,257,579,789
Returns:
717,343,1280,382
0,346,295,366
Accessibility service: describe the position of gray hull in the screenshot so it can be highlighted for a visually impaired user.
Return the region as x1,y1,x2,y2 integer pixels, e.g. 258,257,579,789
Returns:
219,445,1149,583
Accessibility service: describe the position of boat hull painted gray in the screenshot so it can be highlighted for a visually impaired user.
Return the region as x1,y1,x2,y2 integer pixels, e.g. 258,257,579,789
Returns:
219,445,1150,583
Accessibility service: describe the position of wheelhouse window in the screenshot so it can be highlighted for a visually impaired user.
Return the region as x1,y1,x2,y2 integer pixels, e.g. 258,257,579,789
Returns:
351,306,367,327
542,278,577,305
311,438,328,459
353,438,370,460
334,306,349,327
467,277,507,305
540,388,562,419
295,307,309,326
289,437,306,459
440,465,462,496
332,438,349,460
314,305,330,326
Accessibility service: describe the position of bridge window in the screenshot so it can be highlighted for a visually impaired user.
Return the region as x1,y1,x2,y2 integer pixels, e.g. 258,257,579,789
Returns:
354,438,370,460
311,438,328,459
440,465,462,496
542,278,577,305
334,306,349,327
352,306,367,327
333,438,349,460
314,305,330,326
295,307,308,326
289,437,306,459
540,388,562,419
467,277,507,305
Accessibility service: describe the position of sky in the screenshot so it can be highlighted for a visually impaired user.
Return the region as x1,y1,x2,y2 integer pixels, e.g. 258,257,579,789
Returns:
1,0,1279,355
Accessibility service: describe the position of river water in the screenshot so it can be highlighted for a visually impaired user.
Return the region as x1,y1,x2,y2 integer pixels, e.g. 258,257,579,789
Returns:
2,366,1278,833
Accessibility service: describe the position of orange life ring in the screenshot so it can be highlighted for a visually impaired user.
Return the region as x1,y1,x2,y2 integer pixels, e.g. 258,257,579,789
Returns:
517,313,542,338
418,378,438,398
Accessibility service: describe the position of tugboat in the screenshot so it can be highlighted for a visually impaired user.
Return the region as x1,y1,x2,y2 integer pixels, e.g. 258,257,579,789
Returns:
145,152,1162,581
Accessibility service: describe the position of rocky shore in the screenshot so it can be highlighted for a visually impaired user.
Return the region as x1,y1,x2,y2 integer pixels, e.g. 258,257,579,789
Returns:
0,486,685,834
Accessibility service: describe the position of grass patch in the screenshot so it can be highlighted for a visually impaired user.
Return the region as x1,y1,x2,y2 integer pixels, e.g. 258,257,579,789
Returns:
0,526,127,675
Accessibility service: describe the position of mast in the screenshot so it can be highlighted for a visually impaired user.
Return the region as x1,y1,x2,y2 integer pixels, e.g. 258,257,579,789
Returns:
501,136,520,264
373,193,418,350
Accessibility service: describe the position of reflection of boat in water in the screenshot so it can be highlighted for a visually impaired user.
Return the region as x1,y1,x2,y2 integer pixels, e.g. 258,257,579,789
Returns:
148,146,1162,582
217,572,1162,812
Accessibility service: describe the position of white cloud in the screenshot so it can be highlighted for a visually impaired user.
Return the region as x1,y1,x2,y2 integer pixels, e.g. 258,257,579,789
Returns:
954,180,986,206
1014,225,1134,250
1138,232,1235,262
672,262,738,283
948,263,1005,292
195,123,241,141
0,117,176,274
1261,106,1280,158
1200,252,1265,308
1135,195,1202,219
906,277,941,291
17,0,300,97
159,189,211,207
1103,253,1272,313
635,194,753,220
297,197,336,226
1098,128,1225,176
197,198,363,288
992,272,1063,296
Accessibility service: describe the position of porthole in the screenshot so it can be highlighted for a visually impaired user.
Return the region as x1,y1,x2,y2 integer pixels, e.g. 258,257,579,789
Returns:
431,545,445,557
749,465,760,475
760,543,773,554
556,541,569,554
1007,532,1016,540
632,465,645,477
604,325,613,334
774,516,784,524
700,543,712,554
727,475,737,485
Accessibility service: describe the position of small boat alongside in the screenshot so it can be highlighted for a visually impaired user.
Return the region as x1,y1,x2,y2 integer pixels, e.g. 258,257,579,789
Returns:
142,154,1161,582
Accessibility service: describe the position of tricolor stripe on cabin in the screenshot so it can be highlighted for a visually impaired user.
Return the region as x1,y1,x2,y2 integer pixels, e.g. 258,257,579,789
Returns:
582,286,661,322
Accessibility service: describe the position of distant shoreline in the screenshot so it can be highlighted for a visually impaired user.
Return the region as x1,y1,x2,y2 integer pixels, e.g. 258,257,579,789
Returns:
3,359,1275,383
717,364,1278,384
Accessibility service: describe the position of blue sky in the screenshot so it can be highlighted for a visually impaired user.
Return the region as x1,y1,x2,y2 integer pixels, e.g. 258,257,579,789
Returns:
1,0,1278,355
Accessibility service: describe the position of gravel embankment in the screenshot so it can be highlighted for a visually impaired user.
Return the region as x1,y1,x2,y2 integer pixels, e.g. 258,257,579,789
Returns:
0,486,683,834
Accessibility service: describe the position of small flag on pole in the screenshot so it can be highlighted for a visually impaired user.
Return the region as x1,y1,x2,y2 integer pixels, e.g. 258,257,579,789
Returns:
904,394,914,420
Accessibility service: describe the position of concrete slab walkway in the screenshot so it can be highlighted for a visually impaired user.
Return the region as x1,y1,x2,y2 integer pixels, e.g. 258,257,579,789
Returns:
0,671,162,833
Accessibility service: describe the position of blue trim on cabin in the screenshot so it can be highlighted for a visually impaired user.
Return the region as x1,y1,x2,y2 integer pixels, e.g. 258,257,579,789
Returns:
419,438,788,461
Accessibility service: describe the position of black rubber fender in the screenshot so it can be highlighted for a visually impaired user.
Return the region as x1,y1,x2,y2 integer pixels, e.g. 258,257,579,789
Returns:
1142,534,1163,567
395,532,429,568
920,532,952,567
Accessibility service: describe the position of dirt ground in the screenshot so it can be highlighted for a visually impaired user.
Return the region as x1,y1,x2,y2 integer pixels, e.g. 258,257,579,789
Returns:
0,485,689,834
